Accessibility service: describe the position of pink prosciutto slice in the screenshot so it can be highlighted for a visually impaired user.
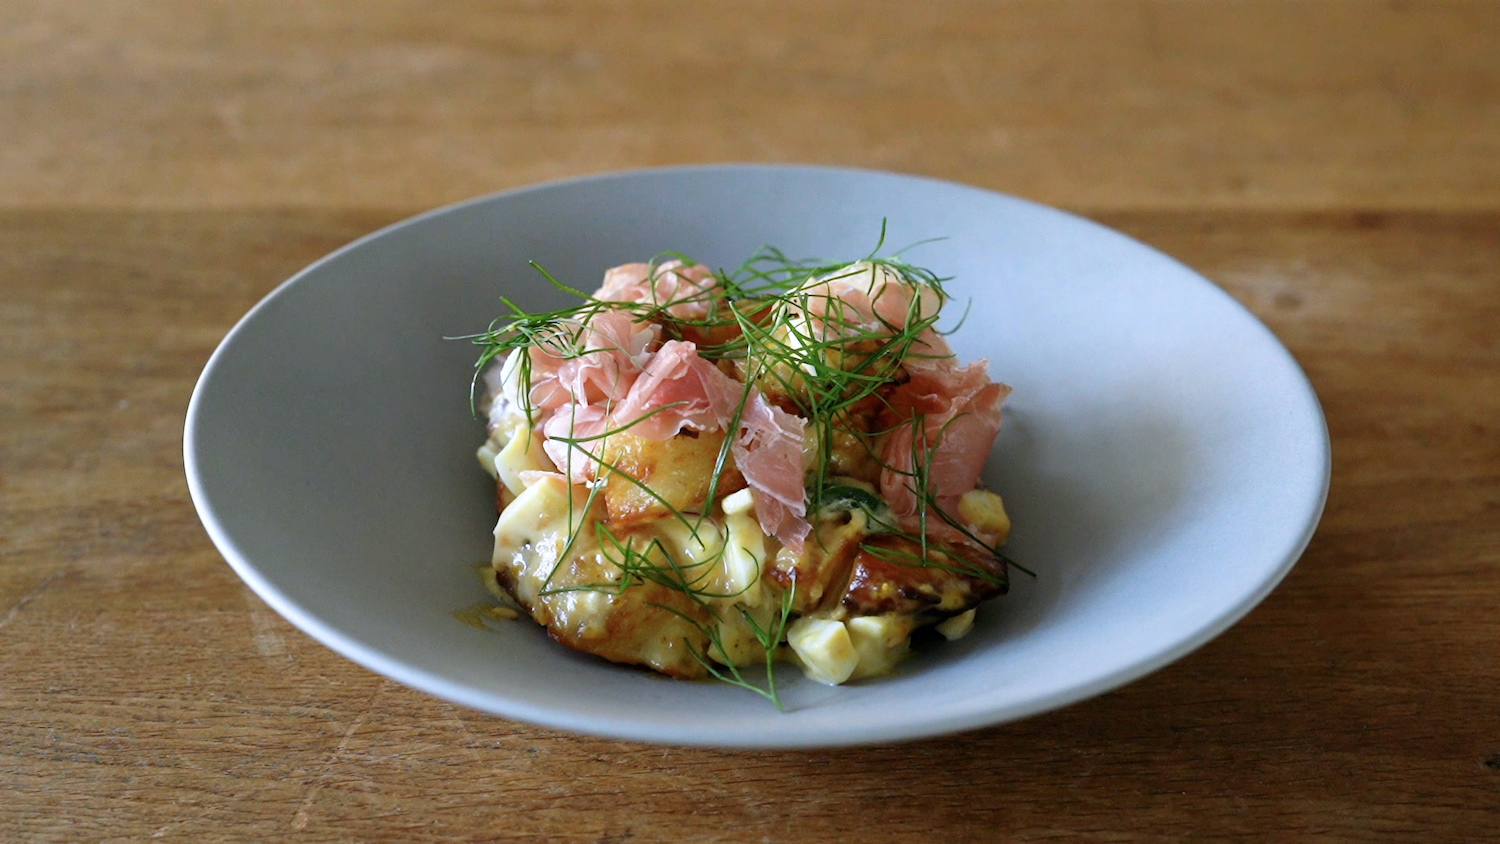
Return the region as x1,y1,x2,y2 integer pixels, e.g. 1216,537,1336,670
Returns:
526,311,661,415
608,339,811,549
608,340,742,439
733,393,812,552
541,402,611,484
596,260,721,321
878,359,1011,517
796,262,944,339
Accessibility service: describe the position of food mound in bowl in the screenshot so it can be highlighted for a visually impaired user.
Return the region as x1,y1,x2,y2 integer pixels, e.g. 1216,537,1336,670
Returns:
472,250,1015,705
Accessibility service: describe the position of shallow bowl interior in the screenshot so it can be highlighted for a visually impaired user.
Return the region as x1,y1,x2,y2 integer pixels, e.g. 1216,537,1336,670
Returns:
186,165,1328,747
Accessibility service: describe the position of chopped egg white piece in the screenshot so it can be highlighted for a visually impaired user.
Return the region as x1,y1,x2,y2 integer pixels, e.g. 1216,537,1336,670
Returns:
483,351,529,438
476,439,501,480
721,487,755,515
787,617,858,685
934,609,976,641
492,474,596,607
846,614,913,679
648,519,727,590
493,428,557,497
958,489,1011,540
721,510,766,607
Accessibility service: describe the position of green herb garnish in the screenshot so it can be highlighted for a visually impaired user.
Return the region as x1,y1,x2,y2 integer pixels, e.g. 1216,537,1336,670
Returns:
461,228,1027,705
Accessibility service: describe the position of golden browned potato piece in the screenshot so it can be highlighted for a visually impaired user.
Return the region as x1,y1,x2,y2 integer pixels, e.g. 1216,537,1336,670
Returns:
492,519,717,678
766,515,865,614
838,535,1007,622
544,578,715,680
600,429,745,526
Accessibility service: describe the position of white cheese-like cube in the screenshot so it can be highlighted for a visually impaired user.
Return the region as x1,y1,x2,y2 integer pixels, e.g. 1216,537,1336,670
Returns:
477,439,502,480
847,614,914,679
934,609,976,641
958,489,1010,541
721,488,755,515
648,518,726,574
788,617,858,685
492,474,594,605
493,428,556,497
721,511,766,606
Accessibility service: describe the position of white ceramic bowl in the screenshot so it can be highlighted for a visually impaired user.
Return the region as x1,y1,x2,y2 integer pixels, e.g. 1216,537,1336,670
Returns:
185,165,1329,748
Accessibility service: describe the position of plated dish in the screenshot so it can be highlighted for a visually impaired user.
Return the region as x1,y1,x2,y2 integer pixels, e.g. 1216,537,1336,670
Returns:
473,251,1019,703
184,165,1329,747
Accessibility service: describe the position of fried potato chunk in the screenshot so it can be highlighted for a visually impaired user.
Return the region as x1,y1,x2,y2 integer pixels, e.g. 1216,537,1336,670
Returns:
839,535,1007,620
491,476,719,679
600,429,745,526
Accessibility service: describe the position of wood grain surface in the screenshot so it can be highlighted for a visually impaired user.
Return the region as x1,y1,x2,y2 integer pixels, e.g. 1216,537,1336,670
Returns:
2,2,1497,841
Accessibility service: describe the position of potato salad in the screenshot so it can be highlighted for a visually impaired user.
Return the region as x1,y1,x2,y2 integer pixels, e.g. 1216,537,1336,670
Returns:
472,248,1017,706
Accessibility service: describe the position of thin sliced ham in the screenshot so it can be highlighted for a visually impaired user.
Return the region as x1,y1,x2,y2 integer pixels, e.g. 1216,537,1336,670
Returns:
517,469,567,488
733,393,812,552
526,311,661,414
542,402,611,484
796,261,944,340
607,339,812,549
900,327,956,375
787,261,956,380
597,260,721,322
609,340,742,439
878,360,1011,517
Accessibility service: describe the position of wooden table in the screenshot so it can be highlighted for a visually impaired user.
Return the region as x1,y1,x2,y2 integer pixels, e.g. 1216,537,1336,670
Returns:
3,2,1496,840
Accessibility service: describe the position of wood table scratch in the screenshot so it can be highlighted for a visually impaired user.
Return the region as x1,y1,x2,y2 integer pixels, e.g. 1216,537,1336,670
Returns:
0,569,67,635
290,681,393,832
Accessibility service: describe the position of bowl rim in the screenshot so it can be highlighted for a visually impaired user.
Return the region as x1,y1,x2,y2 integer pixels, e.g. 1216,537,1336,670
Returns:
184,163,1332,747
